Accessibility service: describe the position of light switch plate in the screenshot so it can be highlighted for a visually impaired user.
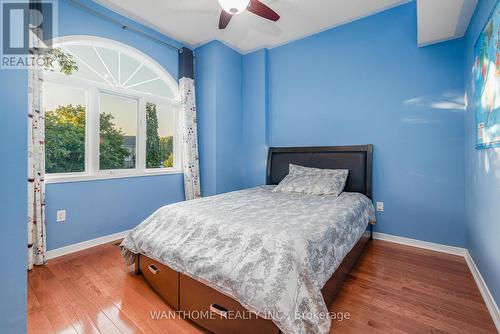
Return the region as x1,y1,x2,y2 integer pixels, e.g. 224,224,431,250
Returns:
376,202,384,212
56,210,66,222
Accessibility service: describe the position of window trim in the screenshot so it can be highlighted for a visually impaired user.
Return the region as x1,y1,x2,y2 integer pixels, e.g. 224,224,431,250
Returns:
44,37,182,184
45,168,183,184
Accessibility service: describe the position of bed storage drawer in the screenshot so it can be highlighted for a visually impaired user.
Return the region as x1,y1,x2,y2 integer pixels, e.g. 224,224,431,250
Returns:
139,255,179,310
179,274,279,334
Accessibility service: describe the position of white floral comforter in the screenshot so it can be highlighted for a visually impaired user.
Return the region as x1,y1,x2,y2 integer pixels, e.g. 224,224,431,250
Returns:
120,186,375,334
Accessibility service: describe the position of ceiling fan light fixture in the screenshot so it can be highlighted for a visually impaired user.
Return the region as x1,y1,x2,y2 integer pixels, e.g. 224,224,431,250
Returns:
218,0,250,15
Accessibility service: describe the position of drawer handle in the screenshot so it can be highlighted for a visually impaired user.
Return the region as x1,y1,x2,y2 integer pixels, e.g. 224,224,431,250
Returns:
209,304,228,318
148,264,160,275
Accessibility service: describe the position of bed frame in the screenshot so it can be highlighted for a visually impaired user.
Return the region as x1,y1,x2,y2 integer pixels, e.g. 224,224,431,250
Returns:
134,145,374,334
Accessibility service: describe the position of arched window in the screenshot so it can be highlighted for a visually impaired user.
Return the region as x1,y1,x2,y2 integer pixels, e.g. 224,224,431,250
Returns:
44,36,181,182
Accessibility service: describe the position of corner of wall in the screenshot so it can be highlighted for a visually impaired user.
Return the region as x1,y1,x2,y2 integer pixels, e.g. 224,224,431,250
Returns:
462,0,500,310
195,41,246,195
241,49,270,188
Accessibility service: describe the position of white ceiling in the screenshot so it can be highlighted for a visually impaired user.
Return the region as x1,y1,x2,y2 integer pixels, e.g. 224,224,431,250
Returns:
417,0,478,46
95,0,478,53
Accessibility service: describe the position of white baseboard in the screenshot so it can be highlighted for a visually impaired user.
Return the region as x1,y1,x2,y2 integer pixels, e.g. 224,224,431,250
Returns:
46,230,131,260
465,251,500,332
372,232,467,256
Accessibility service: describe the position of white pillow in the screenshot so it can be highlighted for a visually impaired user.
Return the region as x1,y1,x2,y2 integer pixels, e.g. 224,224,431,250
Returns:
273,166,349,196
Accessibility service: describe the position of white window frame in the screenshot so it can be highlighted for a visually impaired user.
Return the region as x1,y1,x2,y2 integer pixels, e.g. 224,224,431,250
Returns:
44,37,182,184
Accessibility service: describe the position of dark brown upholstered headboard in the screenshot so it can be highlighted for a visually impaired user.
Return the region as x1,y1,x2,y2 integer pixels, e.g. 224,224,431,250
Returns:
266,145,373,198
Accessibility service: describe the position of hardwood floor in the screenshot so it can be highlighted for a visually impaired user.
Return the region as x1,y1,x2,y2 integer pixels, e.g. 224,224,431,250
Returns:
28,240,497,334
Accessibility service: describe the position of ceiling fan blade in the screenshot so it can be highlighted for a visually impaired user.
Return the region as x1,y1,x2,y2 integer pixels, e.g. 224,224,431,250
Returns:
247,0,280,22
219,10,233,29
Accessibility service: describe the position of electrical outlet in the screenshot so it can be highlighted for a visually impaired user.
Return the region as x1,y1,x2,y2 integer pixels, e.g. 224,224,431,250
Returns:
376,202,384,212
56,210,66,222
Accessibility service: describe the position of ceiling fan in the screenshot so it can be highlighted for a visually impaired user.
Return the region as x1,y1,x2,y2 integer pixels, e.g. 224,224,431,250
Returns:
217,0,280,29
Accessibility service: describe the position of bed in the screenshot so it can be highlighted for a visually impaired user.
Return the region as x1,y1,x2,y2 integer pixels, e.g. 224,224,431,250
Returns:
120,145,375,334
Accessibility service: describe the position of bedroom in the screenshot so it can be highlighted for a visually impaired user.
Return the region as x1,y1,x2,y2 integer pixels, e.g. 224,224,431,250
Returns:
0,0,499,333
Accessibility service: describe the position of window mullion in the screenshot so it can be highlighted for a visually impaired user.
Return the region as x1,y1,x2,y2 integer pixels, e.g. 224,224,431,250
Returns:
138,98,146,172
88,87,100,175
84,89,91,176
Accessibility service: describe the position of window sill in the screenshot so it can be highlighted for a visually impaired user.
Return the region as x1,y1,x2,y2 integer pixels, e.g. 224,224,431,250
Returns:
45,169,183,184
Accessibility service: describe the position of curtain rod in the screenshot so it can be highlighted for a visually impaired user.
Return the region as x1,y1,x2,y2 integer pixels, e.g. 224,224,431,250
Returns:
67,0,181,52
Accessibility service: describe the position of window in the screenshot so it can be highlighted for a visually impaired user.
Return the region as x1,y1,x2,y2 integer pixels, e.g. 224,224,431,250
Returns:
146,102,175,169
43,37,181,183
99,93,138,170
44,82,87,174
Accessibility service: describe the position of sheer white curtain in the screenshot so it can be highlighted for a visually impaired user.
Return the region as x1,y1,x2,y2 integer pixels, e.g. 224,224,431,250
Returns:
179,48,201,200
179,77,201,200
27,28,47,270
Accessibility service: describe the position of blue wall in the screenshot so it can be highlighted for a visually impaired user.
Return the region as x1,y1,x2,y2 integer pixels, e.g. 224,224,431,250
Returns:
464,0,500,306
242,49,269,188
45,0,186,250
267,2,467,246
0,70,27,333
215,43,244,194
195,41,244,196
46,175,185,249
